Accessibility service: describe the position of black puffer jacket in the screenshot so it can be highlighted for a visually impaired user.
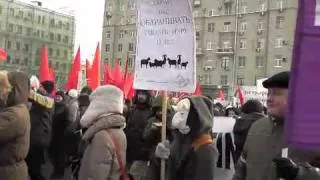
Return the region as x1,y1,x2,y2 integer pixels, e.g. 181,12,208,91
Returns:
29,90,55,148
125,91,153,164
233,112,265,162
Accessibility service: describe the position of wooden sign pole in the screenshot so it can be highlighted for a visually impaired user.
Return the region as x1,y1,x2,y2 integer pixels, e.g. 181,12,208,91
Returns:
160,91,168,180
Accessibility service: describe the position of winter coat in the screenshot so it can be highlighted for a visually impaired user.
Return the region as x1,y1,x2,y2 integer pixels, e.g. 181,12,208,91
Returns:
233,112,265,161
29,90,55,148
78,85,127,180
167,97,217,180
125,102,153,163
0,72,30,180
232,116,320,180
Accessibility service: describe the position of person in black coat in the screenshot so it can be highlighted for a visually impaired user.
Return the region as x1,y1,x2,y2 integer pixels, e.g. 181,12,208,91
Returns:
233,100,266,162
155,96,217,180
26,80,55,180
125,90,153,179
50,91,68,179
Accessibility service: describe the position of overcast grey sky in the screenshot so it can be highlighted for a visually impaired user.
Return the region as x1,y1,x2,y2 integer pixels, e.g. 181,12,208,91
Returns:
21,0,105,61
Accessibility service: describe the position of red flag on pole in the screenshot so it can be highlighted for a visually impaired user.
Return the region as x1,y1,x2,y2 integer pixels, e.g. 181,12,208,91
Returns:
236,85,245,106
217,89,225,100
39,45,51,83
103,63,113,85
194,82,202,96
0,48,8,61
65,47,81,91
112,60,124,89
88,43,101,89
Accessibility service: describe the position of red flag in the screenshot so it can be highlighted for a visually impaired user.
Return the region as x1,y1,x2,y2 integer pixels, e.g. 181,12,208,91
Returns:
88,43,101,89
0,48,8,61
123,73,134,99
112,60,124,89
103,63,113,85
237,85,245,106
194,82,202,96
123,54,129,81
217,89,225,100
39,45,51,83
65,47,81,91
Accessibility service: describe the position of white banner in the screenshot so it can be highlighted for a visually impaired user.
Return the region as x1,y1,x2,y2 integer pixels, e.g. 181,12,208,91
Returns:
134,0,196,93
242,86,268,106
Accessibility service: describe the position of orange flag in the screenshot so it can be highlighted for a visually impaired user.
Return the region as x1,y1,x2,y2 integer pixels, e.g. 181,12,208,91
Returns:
39,45,50,83
88,43,101,89
65,47,81,91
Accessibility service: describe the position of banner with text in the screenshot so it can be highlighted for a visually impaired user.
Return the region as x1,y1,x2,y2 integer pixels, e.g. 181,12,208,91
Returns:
134,0,196,92
242,86,267,106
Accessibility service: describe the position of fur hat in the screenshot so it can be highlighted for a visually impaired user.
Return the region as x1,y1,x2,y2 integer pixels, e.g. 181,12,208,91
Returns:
0,71,11,104
80,85,124,128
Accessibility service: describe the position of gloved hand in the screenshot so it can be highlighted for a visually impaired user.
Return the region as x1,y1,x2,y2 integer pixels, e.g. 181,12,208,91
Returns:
155,140,170,159
273,158,299,180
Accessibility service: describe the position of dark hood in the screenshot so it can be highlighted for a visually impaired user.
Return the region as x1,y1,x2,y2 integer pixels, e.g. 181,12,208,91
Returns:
7,72,30,106
133,90,152,107
186,96,214,140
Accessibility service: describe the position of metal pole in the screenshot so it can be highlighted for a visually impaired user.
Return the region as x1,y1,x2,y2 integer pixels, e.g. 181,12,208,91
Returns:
232,0,240,100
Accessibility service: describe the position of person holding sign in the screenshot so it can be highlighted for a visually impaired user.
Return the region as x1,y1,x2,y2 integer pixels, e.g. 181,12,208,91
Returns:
155,96,217,180
232,71,320,180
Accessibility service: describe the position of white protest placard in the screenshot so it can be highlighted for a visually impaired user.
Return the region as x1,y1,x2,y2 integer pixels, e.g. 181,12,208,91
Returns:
315,0,320,26
242,86,268,106
212,117,236,133
134,0,196,93
256,78,267,92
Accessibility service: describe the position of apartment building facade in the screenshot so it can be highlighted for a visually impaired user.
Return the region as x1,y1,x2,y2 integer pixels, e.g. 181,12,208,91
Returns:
0,0,75,88
101,0,298,98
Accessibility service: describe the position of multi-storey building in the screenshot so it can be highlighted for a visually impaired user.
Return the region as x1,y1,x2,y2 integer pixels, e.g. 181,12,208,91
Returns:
0,0,75,88
101,0,298,98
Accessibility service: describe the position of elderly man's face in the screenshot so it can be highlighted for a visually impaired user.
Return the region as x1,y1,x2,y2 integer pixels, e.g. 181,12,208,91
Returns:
267,88,288,118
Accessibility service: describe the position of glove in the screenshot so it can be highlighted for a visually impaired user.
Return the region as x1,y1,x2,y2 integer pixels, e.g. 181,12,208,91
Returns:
273,158,299,180
155,140,170,159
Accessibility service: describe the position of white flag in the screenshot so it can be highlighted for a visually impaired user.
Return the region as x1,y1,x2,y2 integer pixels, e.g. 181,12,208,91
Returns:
134,0,196,93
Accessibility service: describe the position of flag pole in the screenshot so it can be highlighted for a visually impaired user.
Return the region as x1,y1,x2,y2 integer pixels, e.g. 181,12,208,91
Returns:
161,91,168,180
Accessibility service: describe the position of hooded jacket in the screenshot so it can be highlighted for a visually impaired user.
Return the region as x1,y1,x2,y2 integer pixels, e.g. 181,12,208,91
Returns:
78,85,127,180
168,96,217,180
125,90,153,163
0,72,31,180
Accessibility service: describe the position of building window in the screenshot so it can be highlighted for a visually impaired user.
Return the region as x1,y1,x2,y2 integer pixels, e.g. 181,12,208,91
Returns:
63,36,69,44
0,6,2,15
257,38,265,48
258,3,266,11
276,37,283,48
221,75,228,85
223,22,231,32
206,40,214,50
66,23,70,30
16,42,20,51
8,23,13,32
274,55,283,68
256,56,264,68
38,16,41,24
240,39,247,49
106,31,111,39
208,23,215,32
276,16,285,29
208,9,214,16
119,30,124,38
105,44,110,52
130,31,135,38
129,43,135,51
18,11,23,18
24,44,29,52
50,19,55,27
224,4,232,15
128,57,133,68
58,21,63,28
49,48,53,56
27,12,33,20
42,17,45,24
257,21,265,31
9,8,14,16
23,57,28,66
238,56,246,68
237,75,245,86
240,22,247,32
222,41,231,49
221,57,230,69
17,25,23,34
6,41,11,50
26,28,32,36
193,10,199,17
241,6,247,14
118,44,123,52
203,74,212,85
50,33,54,41
57,34,61,42
56,49,60,57
64,50,68,58
14,58,20,65
277,0,284,9
128,1,136,10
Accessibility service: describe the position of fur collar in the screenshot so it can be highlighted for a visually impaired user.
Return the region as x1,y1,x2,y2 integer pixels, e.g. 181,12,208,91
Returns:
82,114,125,141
